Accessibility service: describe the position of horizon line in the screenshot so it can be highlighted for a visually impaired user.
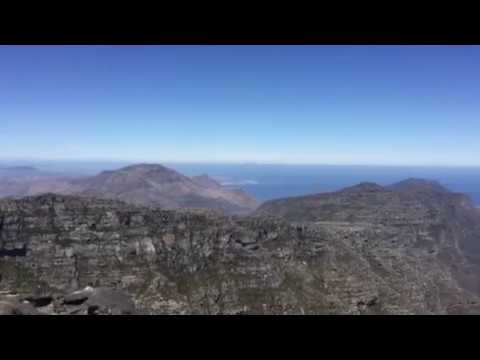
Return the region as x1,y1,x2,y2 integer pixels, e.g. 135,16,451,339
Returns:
1,157,480,169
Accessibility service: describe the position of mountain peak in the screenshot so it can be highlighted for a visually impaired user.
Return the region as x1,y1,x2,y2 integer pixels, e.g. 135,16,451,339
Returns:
118,163,177,174
389,178,449,193
67,163,259,214
94,164,187,184
340,182,385,193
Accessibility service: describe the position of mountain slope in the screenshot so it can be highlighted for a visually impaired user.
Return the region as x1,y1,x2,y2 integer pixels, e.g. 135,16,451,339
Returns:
191,174,222,188
0,164,259,215
255,179,480,297
0,166,84,198
1,193,479,314
76,164,259,214
256,179,478,224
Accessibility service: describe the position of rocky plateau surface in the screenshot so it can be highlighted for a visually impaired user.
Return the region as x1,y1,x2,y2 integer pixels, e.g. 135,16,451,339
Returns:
1,180,480,315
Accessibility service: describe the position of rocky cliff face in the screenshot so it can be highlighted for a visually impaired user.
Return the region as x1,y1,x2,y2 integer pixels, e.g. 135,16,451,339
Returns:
1,192,479,314
256,179,480,299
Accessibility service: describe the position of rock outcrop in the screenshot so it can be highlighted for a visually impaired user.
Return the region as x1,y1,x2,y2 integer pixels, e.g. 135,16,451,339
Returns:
1,189,479,315
256,179,480,299
0,286,136,315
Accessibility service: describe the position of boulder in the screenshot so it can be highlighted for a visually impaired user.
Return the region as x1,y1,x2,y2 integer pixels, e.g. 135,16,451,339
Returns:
0,300,17,315
0,299,42,315
23,294,53,308
63,286,95,305
15,301,42,315
85,287,135,315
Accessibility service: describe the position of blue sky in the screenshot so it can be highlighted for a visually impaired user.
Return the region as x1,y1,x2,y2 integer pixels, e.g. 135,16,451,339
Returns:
1,45,479,166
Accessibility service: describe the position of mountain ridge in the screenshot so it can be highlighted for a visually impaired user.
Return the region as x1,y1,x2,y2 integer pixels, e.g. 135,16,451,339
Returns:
1,191,480,314
0,163,259,215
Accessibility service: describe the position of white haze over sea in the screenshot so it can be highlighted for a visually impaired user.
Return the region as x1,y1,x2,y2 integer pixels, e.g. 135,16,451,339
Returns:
219,180,260,186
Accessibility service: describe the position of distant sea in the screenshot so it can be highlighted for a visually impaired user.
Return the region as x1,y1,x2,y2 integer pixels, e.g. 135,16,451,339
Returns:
2,160,479,206
168,164,480,206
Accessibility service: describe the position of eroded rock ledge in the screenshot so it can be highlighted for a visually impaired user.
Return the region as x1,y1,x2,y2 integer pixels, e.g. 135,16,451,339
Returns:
0,286,136,315
1,193,479,315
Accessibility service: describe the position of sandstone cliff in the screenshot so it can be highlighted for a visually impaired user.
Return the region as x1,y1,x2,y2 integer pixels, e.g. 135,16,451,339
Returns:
1,190,479,314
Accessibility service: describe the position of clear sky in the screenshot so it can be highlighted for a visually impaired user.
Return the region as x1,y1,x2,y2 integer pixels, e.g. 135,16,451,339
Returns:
1,45,479,166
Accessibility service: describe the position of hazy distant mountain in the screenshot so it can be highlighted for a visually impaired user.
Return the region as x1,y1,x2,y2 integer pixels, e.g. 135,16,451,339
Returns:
191,174,222,188
0,166,82,198
0,166,41,180
73,164,259,214
0,164,259,215
0,180,29,198
0,166,37,172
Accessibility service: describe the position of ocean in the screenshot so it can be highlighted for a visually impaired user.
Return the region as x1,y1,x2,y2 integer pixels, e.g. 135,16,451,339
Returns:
166,164,480,205
2,160,480,206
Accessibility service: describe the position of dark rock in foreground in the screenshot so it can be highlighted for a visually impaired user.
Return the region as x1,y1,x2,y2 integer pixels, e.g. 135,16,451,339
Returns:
1,187,480,314
0,286,136,315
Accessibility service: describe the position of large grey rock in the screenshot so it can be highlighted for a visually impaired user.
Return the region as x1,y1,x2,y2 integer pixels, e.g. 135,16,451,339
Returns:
85,288,135,315
15,301,42,315
0,299,42,315
0,300,17,315
63,286,95,305
0,185,479,315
